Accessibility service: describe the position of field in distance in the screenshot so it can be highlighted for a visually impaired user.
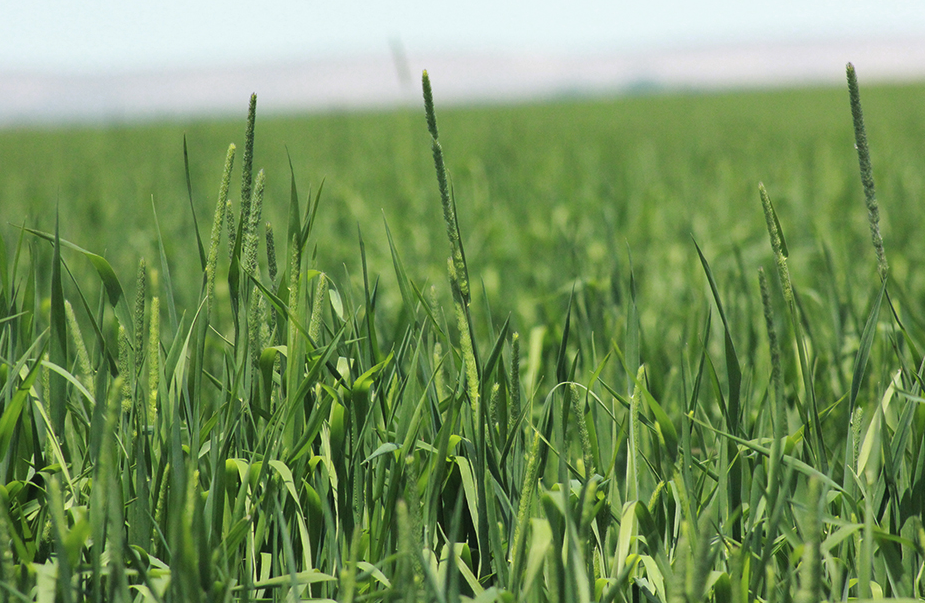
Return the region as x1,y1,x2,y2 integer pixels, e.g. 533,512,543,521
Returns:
2,83,923,331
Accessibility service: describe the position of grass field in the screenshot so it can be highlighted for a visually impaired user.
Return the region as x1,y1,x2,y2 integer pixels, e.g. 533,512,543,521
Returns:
1,68,925,602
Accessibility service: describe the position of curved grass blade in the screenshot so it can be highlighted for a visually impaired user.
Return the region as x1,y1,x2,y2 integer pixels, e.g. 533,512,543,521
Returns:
849,279,886,415
692,239,741,434
0,339,46,462
24,227,131,330
686,412,848,497
383,215,417,316
151,198,179,332
49,209,67,436
842,279,886,496
183,135,207,271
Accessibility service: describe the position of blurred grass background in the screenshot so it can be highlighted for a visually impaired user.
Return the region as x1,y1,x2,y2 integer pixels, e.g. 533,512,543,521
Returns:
3,83,924,355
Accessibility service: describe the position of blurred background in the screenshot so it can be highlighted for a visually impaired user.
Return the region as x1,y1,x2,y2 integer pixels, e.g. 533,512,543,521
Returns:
3,0,925,125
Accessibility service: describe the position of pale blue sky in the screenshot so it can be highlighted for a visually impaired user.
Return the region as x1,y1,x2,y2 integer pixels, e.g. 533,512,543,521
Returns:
4,0,924,73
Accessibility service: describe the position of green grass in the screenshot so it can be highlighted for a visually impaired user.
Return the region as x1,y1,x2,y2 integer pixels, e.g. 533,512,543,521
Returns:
1,68,925,602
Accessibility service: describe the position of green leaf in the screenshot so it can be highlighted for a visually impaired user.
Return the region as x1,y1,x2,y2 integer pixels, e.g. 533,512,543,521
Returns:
286,149,302,260
521,518,552,596
850,279,886,413
25,226,131,330
268,460,303,510
237,570,336,590
183,135,207,271
0,352,43,461
363,443,399,465
151,198,179,332
383,215,417,316
693,239,741,432
49,211,67,436
352,351,393,396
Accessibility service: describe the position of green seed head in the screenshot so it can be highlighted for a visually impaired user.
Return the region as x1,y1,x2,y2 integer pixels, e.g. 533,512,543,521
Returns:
118,324,131,404
133,258,147,373
147,296,160,427
207,144,235,315
759,183,794,306
422,70,438,140
846,63,888,281
265,221,278,284
241,93,257,221
309,274,327,343
226,199,237,262
64,300,93,391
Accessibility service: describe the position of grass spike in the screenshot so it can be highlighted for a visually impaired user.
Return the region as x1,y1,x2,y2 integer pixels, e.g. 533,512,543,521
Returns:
309,273,327,343
488,382,501,438
241,93,257,224
846,63,888,281
207,143,235,315
148,296,160,428
265,221,278,285
759,182,826,471
243,169,266,278
759,183,793,307
571,384,595,477
508,332,521,435
510,427,542,593
226,199,237,262
422,70,439,140
433,340,445,401
248,284,263,371
134,257,146,374
422,71,470,304
423,71,481,445
64,300,93,392
118,324,131,407
850,405,864,473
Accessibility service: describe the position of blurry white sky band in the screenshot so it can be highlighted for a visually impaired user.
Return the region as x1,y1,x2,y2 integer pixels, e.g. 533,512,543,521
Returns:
4,0,925,73
2,1,924,123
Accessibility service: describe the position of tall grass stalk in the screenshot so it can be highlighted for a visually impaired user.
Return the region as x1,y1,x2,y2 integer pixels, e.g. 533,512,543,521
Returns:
846,63,888,281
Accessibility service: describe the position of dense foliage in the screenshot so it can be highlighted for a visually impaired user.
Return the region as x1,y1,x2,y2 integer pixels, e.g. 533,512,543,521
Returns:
1,67,924,602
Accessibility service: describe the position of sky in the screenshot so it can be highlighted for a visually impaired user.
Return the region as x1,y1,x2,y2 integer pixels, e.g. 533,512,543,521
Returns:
4,0,925,74
2,1,924,123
